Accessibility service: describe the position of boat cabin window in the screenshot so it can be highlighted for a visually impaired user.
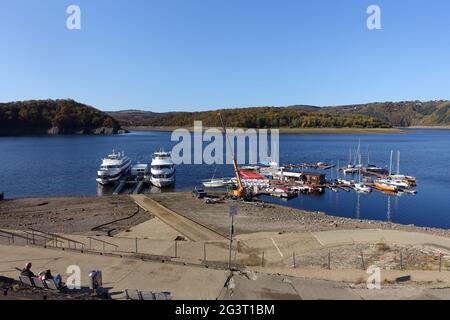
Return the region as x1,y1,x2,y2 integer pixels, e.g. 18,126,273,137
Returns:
153,173,174,179
101,165,119,169
152,165,173,170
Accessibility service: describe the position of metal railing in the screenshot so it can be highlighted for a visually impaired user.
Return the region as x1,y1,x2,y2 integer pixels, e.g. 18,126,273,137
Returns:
28,228,85,250
87,237,119,252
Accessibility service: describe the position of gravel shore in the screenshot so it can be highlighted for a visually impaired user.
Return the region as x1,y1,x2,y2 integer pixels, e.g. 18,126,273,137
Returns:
0,196,150,235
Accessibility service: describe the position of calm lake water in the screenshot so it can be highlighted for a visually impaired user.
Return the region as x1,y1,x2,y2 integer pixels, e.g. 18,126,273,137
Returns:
1,129,450,229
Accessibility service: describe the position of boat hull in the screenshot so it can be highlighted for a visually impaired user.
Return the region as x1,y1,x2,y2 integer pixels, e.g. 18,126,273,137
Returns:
151,177,175,188
374,183,398,192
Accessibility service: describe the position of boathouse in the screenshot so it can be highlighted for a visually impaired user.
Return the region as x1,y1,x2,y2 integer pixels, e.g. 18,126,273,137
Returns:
274,171,326,185
302,172,326,185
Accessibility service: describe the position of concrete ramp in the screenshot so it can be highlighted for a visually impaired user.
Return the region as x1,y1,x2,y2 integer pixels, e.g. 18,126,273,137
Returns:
131,195,225,242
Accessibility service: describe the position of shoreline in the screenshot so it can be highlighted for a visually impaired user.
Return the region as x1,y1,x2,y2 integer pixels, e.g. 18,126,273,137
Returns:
126,126,406,134
2,193,448,237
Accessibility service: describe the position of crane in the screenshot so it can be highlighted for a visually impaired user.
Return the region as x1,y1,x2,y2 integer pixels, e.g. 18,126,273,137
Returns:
218,113,248,199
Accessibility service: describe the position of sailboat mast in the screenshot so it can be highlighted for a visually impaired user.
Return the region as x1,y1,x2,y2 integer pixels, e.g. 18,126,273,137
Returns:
389,150,393,176
397,151,400,175
337,160,340,180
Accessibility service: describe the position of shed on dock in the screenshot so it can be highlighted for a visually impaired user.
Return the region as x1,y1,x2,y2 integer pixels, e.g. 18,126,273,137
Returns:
275,171,326,184
240,171,265,180
302,172,326,185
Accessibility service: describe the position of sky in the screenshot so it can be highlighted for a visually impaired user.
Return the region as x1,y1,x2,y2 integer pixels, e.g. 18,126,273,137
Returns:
0,0,449,112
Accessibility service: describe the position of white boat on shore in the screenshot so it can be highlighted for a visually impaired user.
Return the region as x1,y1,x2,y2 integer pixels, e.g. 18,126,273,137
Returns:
149,151,175,188
96,150,132,185
203,178,228,188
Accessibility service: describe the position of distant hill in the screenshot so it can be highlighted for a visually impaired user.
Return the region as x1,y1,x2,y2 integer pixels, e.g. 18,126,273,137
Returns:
108,106,388,129
107,110,169,126
4,99,449,136
326,100,450,127
0,99,123,136
109,100,450,129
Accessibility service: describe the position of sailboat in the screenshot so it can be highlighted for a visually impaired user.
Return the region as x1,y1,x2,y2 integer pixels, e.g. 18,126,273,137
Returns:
343,145,359,174
374,150,398,192
353,143,371,193
202,167,230,188
374,180,398,192
388,151,417,187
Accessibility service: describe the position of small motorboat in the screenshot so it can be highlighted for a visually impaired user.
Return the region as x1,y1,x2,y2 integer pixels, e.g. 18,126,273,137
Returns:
354,183,372,193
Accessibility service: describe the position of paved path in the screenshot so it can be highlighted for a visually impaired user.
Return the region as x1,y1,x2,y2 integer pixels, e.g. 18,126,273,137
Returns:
0,244,227,300
131,195,225,242
312,229,450,253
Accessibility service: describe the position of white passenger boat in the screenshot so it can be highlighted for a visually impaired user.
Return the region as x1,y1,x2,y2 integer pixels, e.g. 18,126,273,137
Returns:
96,150,132,185
149,151,175,188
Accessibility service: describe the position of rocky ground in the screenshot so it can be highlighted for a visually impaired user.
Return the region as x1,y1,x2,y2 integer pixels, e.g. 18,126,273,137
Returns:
0,196,150,235
150,192,450,238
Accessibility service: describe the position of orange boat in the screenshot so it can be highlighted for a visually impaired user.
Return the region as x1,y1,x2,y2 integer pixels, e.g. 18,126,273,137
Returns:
374,182,398,192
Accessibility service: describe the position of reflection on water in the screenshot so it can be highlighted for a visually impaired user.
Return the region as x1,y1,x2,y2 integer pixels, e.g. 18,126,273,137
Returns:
387,196,391,222
356,193,361,220
96,182,175,196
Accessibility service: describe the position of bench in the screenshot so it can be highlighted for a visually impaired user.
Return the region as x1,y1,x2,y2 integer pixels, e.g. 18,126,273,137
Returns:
45,279,61,291
19,275,34,287
31,277,46,289
19,275,63,291
125,289,172,300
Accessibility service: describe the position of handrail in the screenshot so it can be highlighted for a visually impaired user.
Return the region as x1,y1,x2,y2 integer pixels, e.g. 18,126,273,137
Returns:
22,230,62,244
0,229,33,241
28,227,85,248
87,237,119,248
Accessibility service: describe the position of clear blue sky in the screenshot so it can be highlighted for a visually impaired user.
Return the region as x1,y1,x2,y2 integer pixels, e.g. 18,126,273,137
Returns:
1,0,449,111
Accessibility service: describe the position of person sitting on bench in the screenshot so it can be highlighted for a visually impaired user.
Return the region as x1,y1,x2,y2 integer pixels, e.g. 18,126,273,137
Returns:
39,269,62,288
20,262,35,278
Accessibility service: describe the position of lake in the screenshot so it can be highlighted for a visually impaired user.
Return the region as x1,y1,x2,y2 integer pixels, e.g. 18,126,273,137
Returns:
1,129,449,229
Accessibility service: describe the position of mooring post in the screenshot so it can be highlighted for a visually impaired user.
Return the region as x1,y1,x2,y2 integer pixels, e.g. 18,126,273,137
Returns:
361,250,365,270
328,251,331,270
135,238,138,254
293,252,296,268
439,253,443,272
400,252,403,270
175,240,178,258
89,238,92,251
262,251,265,267
32,230,35,245
203,243,206,262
